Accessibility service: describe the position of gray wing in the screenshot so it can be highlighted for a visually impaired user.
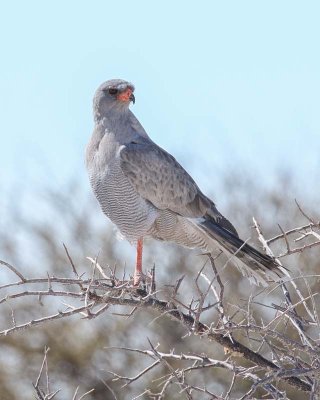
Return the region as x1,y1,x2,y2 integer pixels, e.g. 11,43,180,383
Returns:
119,141,238,235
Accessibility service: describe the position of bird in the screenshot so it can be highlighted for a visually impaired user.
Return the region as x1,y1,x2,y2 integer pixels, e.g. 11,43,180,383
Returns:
86,79,285,287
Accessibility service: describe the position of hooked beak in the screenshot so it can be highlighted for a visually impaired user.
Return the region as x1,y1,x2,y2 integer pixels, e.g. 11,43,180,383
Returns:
130,93,135,104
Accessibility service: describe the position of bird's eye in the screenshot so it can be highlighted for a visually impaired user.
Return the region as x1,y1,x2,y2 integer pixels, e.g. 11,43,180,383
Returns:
108,88,118,95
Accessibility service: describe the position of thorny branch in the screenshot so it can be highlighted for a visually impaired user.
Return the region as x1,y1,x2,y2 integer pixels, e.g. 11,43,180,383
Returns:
266,200,320,257
32,347,95,400
1,202,320,398
106,345,285,399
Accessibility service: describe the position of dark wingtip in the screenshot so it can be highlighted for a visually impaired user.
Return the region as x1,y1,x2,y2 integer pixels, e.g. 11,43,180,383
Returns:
199,217,287,276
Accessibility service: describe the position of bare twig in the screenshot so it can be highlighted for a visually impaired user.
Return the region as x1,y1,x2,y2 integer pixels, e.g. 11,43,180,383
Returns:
0,259,26,282
33,347,61,400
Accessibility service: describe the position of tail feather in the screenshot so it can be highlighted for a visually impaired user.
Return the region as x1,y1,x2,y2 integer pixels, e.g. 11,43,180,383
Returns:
195,217,287,286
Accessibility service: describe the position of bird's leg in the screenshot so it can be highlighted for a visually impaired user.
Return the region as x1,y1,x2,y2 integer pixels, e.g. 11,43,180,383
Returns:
133,238,143,286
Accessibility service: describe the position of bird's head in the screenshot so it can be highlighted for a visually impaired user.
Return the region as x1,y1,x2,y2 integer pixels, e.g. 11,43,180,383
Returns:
93,79,135,119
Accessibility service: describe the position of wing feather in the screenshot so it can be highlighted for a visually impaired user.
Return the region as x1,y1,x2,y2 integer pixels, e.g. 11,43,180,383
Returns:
120,141,239,236
120,142,210,218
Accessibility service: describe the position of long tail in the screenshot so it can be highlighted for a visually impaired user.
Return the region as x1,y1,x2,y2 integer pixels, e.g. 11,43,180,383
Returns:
195,217,288,286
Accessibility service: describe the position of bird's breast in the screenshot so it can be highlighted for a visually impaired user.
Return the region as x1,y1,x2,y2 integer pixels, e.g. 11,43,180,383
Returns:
88,157,158,243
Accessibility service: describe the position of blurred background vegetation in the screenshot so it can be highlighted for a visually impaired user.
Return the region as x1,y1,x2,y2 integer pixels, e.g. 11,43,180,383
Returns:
0,167,319,399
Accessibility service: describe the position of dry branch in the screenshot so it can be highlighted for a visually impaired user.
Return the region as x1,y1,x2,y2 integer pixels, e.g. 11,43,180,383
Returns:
0,256,315,395
1,203,320,398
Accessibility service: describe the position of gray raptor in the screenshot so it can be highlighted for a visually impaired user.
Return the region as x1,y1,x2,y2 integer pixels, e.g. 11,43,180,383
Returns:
86,79,285,286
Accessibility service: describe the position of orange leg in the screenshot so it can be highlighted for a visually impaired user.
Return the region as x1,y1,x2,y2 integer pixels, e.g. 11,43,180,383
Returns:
133,238,143,285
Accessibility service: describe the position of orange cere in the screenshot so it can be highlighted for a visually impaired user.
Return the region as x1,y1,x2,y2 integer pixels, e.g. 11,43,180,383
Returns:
117,88,133,102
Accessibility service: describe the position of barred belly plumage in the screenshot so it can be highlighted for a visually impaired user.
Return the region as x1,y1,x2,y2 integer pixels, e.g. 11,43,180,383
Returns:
89,161,158,243
149,210,208,250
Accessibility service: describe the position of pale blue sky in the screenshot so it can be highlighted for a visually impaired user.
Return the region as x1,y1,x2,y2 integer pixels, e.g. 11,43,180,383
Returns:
1,0,319,205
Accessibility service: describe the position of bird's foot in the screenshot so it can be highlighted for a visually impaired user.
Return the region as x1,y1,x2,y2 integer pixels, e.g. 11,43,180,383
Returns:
133,271,144,286
133,268,156,294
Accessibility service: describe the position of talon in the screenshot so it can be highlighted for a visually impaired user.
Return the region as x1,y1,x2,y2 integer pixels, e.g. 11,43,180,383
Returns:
133,271,143,286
